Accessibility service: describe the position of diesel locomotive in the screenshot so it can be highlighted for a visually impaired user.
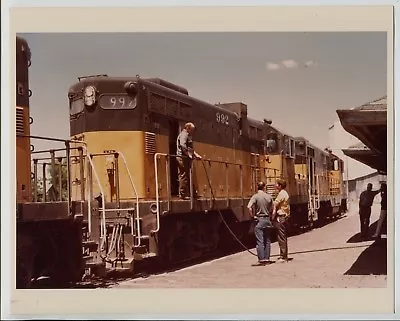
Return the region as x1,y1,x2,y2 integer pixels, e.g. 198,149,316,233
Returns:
15,36,347,286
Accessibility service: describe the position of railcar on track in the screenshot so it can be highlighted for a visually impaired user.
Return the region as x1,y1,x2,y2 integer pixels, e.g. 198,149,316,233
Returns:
15,36,348,286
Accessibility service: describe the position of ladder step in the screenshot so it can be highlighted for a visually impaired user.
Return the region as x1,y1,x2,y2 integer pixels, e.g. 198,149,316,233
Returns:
82,240,98,252
133,245,147,254
142,252,157,259
83,255,104,267
74,213,83,220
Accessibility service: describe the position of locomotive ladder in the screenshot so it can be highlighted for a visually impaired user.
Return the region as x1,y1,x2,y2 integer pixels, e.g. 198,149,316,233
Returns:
81,149,143,275
308,174,321,222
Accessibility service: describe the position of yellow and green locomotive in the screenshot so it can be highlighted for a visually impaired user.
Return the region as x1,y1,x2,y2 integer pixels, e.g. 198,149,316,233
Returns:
66,74,347,272
16,36,32,203
16,36,84,288
15,36,347,283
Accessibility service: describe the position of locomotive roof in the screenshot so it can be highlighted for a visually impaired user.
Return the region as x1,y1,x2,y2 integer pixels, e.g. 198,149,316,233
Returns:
69,74,243,117
67,74,344,162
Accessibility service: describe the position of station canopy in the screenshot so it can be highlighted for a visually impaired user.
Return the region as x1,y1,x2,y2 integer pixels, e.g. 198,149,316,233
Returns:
336,96,387,174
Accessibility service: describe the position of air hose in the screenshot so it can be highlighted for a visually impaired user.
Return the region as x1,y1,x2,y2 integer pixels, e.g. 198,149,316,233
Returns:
199,159,258,257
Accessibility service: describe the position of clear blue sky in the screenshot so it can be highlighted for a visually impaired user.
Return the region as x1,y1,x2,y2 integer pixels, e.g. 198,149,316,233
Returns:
19,32,387,152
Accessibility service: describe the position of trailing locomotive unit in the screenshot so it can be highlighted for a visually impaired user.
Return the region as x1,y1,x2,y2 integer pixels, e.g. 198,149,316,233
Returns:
15,36,84,288
67,75,306,272
294,137,347,225
16,36,32,202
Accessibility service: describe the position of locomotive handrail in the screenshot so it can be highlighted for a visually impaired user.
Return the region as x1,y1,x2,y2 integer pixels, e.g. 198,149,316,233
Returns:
80,148,107,248
315,175,321,210
153,152,165,234
31,147,82,155
117,151,141,246
153,152,284,234
88,151,141,247
19,135,108,242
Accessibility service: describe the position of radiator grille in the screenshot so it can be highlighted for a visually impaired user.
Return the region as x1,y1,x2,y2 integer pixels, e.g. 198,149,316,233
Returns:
145,132,156,154
16,107,24,135
266,184,278,198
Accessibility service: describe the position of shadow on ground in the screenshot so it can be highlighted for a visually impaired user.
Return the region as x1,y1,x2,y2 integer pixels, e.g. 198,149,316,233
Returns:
346,220,382,243
344,237,387,276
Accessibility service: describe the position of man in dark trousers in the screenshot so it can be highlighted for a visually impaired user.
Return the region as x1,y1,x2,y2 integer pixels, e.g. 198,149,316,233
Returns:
373,182,387,239
272,178,291,263
176,122,202,199
247,182,274,266
358,183,381,240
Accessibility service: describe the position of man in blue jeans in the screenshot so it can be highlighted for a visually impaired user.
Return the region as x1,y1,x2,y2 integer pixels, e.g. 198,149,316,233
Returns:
247,181,274,266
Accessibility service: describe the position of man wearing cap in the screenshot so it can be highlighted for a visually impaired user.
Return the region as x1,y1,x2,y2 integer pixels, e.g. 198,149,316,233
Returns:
176,122,202,199
247,181,274,266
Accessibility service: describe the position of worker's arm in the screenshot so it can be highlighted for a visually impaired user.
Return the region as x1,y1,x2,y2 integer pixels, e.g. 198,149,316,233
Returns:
247,196,256,218
193,150,202,160
272,192,283,221
373,189,381,196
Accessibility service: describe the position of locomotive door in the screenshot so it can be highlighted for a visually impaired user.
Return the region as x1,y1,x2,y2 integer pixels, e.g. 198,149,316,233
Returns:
250,153,261,193
308,156,318,221
169,119,180,196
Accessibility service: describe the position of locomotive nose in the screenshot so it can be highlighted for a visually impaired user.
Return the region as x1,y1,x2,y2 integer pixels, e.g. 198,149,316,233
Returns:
124,81,137,94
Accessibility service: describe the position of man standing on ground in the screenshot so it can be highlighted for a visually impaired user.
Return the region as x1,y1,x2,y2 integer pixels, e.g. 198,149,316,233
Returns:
176,122,202,199
358,183,381,240
272,178,291,263
247,182,274,266
372,182,387,239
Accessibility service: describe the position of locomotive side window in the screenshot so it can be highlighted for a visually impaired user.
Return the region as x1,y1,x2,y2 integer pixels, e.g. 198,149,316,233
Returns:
99,94,137,109
289,138,295,158
333,159,339,171
70,98,84,115
266,132,278,154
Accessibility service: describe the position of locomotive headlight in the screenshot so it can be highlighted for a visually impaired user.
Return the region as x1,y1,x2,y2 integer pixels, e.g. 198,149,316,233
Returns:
124,81,137,94
83,85,96,107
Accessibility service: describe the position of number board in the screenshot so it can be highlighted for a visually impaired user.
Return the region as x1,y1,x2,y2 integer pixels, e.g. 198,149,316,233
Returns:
99,94,137,109
216,112,229,125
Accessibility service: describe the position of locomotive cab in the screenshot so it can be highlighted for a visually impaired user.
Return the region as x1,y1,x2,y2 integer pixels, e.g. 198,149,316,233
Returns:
68,75,196,204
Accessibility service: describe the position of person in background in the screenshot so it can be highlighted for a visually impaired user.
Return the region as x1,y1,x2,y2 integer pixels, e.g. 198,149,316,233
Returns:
247,182,274,266
176,122,202,199
272,178,290,263
358,183,381,240
372,182,387,239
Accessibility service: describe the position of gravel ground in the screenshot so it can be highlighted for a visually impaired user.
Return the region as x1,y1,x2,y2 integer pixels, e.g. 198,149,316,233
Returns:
114,202,387,288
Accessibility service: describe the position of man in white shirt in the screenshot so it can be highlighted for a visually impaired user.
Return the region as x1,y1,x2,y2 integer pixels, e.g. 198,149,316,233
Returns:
272,178,290,262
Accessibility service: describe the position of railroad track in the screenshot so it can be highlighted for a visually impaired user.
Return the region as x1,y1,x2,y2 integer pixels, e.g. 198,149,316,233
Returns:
29,213,346,289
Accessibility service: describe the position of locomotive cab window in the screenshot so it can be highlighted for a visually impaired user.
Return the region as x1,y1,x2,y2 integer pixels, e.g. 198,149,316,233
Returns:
288,138,295,158
333,159,339,171
295,141,306,156
266,132,278,154
69,98,84,116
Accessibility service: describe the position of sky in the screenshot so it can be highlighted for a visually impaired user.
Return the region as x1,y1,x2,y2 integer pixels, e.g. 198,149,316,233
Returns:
18,32,387,176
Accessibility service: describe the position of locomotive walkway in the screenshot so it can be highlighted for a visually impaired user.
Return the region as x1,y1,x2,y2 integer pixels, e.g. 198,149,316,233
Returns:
114,202,387,288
